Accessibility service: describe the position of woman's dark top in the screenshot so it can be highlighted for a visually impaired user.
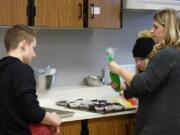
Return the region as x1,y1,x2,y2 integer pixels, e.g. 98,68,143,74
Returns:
125,47,180,135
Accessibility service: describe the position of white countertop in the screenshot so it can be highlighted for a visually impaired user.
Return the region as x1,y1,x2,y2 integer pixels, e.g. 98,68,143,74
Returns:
38,86,137,123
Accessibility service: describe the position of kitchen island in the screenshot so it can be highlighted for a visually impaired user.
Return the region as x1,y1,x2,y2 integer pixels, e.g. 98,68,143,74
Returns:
38,86,136,135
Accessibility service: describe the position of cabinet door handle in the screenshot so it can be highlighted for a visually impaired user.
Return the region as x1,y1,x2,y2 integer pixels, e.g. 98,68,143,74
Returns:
90,4,94,19
78,3,83,19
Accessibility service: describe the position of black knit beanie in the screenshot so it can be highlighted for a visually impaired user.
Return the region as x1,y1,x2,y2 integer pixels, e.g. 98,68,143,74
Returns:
132,37,155,58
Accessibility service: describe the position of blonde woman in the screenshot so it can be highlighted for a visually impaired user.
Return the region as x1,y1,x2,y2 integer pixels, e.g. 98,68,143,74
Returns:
109,8,180,135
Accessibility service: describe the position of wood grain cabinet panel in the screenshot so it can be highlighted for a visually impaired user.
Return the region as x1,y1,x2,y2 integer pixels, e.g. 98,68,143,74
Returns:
88,115,130,135
88,0,121,29
0,0,27,25
35,0,84,28
59,114,135,135
0,0,121,28
60,121,81,135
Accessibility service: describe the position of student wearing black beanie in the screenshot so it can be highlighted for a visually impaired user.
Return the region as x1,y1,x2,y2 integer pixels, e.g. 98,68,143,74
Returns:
132,37,155,72
111,36,155,90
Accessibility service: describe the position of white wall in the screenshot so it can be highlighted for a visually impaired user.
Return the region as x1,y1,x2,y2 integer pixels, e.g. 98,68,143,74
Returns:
0,10,154,87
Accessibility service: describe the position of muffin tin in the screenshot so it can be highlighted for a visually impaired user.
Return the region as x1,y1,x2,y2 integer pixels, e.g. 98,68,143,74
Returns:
56,99,126,114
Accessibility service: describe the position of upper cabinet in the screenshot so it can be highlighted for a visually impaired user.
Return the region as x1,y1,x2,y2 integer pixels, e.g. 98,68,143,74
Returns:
0,0,122,29
35,0,121,28
0,0,28,25
88,0,121,29
35,0,84,28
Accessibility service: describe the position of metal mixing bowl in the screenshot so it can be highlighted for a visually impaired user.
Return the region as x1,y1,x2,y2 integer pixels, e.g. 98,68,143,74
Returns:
85,76,103,86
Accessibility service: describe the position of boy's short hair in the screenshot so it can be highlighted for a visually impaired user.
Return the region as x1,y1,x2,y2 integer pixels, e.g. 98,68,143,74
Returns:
4,24,36,52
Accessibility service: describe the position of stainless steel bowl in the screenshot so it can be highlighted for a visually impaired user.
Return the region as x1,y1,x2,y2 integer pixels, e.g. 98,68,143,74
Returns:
85,76,103,86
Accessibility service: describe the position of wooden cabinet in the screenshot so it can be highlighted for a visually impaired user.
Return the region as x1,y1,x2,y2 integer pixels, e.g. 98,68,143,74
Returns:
35,0,121,28
88,115,129,135
88,114,136,135
35,0,84,28
0,0,121,28
0,0,28,25
59,114,136,135
88,0,121,28
60,121,81,135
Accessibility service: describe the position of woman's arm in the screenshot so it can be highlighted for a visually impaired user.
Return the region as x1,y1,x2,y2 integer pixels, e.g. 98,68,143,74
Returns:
109,48,177,96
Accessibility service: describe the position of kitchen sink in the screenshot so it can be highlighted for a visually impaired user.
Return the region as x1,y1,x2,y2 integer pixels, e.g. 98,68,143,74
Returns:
44,107,74,118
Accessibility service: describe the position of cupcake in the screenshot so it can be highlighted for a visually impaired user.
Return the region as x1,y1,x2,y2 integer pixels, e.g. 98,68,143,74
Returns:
104,103,114,112
90,99,99,104
68,101,79,108
98,100,107,104
95,104,105,112
79,103,89,109
113,103,124,111
56,100,68,106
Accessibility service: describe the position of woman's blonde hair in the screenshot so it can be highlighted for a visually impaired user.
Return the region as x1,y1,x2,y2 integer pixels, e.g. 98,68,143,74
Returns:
150,8,180,58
